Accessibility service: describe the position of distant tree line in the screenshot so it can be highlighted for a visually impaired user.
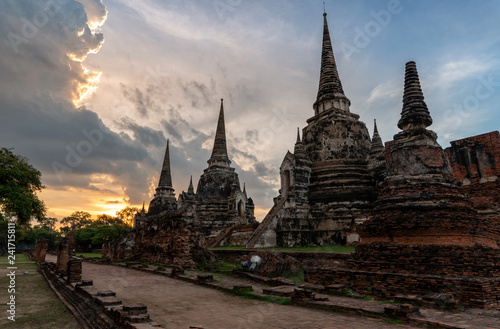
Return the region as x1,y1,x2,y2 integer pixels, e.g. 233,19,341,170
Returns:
0,147,139,254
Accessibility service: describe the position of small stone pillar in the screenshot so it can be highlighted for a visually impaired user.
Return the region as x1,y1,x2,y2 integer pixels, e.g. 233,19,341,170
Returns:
67,259,82,283
34,239,49,262
108,241,116,262
101,243,109,259
68,234,76,257
117,243,126,261
56,238,69,274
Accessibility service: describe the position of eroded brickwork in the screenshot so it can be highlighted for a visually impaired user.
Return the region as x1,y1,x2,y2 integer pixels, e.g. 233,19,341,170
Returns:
445,131,500,220
446,131,500,184
132,214,212,268
305,62,500,310
34,239,48,262
56,238,69,274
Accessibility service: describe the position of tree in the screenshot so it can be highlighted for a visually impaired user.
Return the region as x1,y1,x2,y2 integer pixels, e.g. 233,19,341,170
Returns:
60,211,92,234
95,213,124,225
34,217,57,232
0,148,46,225
116,206,140,227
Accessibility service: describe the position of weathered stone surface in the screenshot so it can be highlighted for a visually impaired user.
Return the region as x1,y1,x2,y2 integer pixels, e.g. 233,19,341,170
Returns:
136,100,255,246
33,239,48,262
445,131,500,221
306,61,500,310
132,214,215,268
56,237,69,274
243,250,301,278
251,13,376,247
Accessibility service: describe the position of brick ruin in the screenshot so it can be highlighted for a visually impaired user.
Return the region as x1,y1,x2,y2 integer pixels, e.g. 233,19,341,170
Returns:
132,213,214,268
305,61,500,309
130,12,498,253
249,13,377,247
248,12,500,249
56,237,70,274
33,239,49,262
134,99,256,243
445,131,500,223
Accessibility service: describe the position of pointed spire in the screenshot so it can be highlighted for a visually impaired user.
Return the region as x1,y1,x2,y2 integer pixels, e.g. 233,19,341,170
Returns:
243,183,247,197
398,61,432,130
141,201,146,214
370,119,384,158
187,175,194,195
157,139,174,189
208,99,231,167
294,127,307,157
313,12,349,113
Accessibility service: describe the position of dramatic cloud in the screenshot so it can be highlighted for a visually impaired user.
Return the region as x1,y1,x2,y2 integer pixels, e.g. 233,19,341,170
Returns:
2,0,499,220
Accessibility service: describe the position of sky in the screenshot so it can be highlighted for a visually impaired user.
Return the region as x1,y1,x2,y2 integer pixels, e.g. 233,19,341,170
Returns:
1,0,499,221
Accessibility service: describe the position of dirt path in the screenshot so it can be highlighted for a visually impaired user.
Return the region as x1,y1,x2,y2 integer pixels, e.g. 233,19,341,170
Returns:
46,255,412,329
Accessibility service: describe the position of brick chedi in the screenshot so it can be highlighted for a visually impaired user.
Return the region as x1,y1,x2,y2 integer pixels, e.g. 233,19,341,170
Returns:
357,61,499,249
305,61,500,309
367,120,386,184
249,13,376,247
147,140,178,216
247,129,312,247
195,99,255,238
303,16,375,243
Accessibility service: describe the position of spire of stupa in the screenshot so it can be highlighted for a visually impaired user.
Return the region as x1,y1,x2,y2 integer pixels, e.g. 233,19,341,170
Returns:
370,119,384,158
398,61,433,130
208,99,231,168
313,12,350,114
187,175,194,195
157,139,174,191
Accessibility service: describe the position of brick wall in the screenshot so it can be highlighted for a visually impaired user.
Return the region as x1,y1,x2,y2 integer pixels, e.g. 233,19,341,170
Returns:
132,214,212,268
304,267,500,309
446,131,500,184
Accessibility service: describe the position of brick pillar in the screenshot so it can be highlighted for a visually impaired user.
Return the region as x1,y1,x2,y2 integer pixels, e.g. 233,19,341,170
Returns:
56,238,69,274
117,243,126,261
68,234,76,257
67,259,82,283
101,243,109,259
34,239,49,262
108,241,116,262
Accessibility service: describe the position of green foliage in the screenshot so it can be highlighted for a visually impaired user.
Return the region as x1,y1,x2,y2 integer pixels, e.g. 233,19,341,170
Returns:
74,222,131,248
0,148,46,225
22,227,60,247
115,206,140,227
60,211,92,233
95,213,124,225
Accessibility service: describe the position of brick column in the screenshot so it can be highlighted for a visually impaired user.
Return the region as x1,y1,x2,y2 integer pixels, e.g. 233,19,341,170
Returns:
56,238,69,274
67,259,82,283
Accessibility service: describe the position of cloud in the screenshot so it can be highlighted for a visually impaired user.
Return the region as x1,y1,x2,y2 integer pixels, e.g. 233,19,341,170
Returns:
120,84,153,117
0,0,164,214
367,78,402,104
105,200,122,204
116,117,167,148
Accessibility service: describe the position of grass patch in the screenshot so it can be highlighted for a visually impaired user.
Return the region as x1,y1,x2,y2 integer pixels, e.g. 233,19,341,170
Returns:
0,253,29,263
0,262,80,328
76,253,101,258
232,290,291,305
210,245,355,253
284,269,304,283
209,246,246,250
383,318,406,325
269,246,354,253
